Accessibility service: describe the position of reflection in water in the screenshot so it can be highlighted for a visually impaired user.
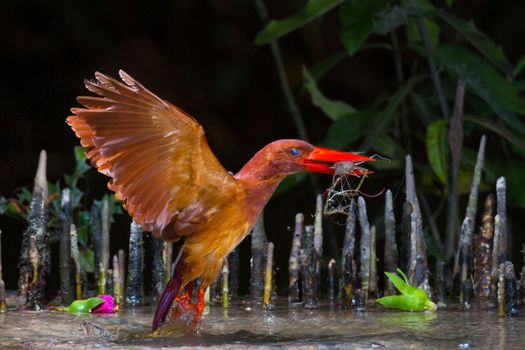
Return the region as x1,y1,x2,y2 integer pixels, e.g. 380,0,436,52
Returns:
0,301,523,349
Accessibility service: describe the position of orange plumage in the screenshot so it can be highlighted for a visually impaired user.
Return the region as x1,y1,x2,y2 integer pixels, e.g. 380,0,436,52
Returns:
67,71,373,331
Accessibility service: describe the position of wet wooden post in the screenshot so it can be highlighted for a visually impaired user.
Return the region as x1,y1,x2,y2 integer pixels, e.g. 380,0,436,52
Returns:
503,261,518,316
0,229,5,313
399,202,412,275
162,241,173,286
435,260,446,307
18,150,50,310
263,242,274,309
357,196,370,307
118,249,126,302
473,194,494,302
405,155,430,294
98,199,110,295
126,221,144,306
497,262,505,317
341,199,356,308
369,225,378,298
70,224,82,300
520,247,525,306
151,237,164,301
384,190,398,295
456,135,485,309
313,194,323,297
59,188,73,305
289,213,303,304
228,247,239,298
492,177,508,292
113,254,122,306
302,225,318,308
222,259,229,309
327,258,336,304
250,213,267,304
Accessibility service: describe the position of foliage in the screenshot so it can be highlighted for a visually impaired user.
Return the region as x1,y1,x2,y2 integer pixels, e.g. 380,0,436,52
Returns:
256,0,525,258
377,269,437,311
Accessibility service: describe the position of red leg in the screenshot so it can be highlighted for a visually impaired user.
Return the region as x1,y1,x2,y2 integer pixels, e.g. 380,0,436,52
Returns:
191,286,205,330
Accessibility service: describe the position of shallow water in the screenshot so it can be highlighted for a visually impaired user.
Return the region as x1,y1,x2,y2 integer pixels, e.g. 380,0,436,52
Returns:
1,301,523,349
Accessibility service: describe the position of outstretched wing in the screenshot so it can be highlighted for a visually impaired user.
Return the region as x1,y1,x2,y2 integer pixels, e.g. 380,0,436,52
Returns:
67,70,243,240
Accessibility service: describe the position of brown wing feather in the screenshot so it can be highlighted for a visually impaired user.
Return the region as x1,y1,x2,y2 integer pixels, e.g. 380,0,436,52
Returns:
67,70,243,240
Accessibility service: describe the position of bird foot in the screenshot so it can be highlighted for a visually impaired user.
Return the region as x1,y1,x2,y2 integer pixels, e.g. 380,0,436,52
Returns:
169,286,205,332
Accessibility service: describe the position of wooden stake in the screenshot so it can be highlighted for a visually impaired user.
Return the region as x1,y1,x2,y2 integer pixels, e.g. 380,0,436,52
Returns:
263,242,274,309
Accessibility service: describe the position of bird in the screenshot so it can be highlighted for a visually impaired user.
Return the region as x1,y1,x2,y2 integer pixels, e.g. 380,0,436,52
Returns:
67,70,374,331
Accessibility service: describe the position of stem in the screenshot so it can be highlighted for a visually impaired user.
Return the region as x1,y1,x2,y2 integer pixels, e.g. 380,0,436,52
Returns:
409,0,450,119
263,242,274,309
445,81,467,260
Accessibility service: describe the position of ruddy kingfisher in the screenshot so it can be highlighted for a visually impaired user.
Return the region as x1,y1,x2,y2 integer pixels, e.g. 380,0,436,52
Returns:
67,70,374,331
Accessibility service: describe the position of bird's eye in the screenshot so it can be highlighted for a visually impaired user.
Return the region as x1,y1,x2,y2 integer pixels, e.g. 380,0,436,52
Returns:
289,148,300,157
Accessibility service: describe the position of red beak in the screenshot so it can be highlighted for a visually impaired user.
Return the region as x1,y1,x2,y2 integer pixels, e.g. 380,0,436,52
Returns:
298,146,374,175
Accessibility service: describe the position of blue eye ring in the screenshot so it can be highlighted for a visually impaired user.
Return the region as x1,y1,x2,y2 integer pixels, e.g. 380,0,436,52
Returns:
289,148,300,156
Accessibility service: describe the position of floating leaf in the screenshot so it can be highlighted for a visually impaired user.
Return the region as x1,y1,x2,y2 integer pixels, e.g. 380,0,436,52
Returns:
303,67,356,121
67,297,104,313
255,0,343,45
426,119,448,184
436,10,513,77
436,44,525,135
339,0,390,55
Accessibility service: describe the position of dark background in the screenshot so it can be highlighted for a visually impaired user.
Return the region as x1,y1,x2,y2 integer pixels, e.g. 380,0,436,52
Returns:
1,0,524,294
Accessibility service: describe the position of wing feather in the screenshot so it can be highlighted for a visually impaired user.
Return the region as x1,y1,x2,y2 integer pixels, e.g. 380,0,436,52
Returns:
67,70,243,239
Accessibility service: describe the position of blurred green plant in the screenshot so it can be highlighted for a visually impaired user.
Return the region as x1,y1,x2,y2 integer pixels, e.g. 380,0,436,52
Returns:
256,0,525,259
0,147,122,275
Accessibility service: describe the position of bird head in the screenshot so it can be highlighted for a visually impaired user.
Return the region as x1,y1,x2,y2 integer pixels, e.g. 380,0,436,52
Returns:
245,139,374,179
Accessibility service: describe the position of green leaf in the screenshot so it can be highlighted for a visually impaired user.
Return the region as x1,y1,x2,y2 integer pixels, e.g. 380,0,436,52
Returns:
309,52,347,80
360,75,425,150
436,44,525,135
303,67,356,121
436,10,513,77
254,0,343,45
426,119,448,184
409,91,436,126
403,0,439,49
94,194,123,224
384,271,410,295
67,297,104,313
514,54,525,78
339,0,390,55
